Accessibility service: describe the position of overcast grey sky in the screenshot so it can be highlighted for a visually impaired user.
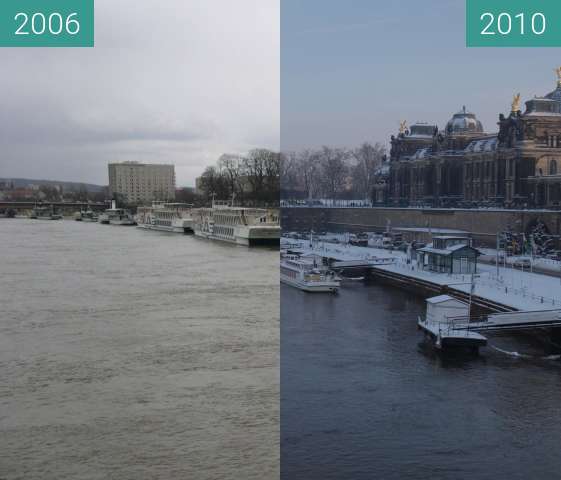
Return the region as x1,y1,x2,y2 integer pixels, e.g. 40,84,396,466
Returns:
0,0,279,186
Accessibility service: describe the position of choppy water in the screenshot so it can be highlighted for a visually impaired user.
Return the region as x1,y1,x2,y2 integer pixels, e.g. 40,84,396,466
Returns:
0,219,279,480
281,282,561,480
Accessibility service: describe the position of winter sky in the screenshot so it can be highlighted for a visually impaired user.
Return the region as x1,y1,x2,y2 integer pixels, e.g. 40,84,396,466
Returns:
0,0,279,186
282,0,561,152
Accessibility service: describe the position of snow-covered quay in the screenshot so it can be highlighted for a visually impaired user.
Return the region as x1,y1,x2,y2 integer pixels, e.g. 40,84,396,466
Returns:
281,236,561,313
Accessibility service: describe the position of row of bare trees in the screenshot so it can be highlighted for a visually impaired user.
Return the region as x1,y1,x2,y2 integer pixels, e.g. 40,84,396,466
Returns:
281,142,385,200
197,149,280,207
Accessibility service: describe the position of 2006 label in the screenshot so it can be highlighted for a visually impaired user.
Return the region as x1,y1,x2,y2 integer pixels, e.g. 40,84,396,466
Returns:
0,0,93,47
15,12,80,36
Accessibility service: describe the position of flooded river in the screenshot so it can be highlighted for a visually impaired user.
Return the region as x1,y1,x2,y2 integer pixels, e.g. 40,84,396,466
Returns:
0,219,279,479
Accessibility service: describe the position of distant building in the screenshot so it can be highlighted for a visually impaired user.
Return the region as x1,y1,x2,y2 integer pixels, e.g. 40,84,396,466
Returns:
108,162,175,204
380,69,561,209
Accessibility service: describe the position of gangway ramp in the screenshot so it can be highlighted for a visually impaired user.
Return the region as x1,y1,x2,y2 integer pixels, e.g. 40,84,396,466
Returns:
457,309,561,332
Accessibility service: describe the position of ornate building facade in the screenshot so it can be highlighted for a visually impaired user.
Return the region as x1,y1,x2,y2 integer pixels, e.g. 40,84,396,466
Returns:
379,71,561,209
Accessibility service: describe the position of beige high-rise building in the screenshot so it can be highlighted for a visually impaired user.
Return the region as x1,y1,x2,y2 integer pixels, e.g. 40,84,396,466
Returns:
108,162,176,204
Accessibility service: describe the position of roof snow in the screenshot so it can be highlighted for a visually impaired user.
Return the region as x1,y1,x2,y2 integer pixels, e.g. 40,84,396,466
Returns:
465,136,498,153
426,295,466,305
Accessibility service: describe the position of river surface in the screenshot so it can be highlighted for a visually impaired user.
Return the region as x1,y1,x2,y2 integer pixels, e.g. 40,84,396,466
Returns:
281,281,561,480
0,219,279,480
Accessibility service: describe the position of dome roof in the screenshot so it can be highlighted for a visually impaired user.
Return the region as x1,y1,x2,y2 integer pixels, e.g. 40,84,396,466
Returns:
545,83,561,103
524,97,561,116
445,106,484,134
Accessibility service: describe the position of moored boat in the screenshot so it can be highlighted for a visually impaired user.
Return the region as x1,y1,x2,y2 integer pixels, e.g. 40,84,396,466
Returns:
99,201,136,225
417,295,487,351
98,208,136,225
136,202,194,233
280,254,340,293
28,205,62,220
74,209,99,222
193,201,280,246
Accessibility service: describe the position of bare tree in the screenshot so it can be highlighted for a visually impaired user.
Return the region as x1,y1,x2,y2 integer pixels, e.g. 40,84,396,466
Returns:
197,150,280,207
243,149,280,205
351,142,385,199
317,147,349,199
264,150,280,205
244,149,267,203
218,154,244,203
198,166,230,202
280,151,297,196
298,149,321,199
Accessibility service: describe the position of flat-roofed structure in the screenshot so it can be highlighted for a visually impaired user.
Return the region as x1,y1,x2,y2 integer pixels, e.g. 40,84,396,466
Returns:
108,162,175,204
418,236,480,274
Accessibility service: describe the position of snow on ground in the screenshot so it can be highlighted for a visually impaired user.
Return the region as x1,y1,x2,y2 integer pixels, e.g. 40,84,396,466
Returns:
378,259,561,312
479,248,561,274
281,236,400,262
282,235,561,312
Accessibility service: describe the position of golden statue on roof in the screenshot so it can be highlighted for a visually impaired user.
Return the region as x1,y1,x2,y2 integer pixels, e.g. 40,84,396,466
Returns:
511,93,521,112
399,120,407,134
556,66,561,85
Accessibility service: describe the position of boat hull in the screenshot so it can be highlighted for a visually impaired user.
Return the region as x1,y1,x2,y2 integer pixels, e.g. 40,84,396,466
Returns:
109,219,136,226
30,215,62,220
281,275,339,293
136,223,192,233
194,225,280,246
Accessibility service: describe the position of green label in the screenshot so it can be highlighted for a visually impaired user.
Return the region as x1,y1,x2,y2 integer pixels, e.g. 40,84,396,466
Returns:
0,0,94,47
466,0,561,47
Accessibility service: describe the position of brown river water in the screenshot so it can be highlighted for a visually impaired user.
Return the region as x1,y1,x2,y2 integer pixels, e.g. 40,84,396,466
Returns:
0,219,279,479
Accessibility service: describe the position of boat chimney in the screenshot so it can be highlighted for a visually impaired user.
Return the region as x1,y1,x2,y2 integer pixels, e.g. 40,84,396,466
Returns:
111,199,116,210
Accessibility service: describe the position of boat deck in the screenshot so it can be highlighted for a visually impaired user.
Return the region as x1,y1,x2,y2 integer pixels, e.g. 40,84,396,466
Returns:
417,317,488,350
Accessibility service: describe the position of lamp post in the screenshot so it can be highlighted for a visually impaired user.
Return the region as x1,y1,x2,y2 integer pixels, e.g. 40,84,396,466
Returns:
468,273,480,320
496,232,500,278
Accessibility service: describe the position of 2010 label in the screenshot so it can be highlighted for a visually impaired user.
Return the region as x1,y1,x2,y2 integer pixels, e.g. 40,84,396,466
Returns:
480,12,546,36
466,0,561,47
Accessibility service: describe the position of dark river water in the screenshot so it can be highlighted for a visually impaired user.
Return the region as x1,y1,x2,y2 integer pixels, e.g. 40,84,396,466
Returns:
0,219,278,480
281,281,561,480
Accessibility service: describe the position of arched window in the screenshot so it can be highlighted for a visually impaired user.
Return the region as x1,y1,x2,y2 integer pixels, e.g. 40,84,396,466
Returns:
550,159,558,176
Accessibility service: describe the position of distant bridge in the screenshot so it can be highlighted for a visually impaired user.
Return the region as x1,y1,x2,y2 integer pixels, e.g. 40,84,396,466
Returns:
0,201,109,211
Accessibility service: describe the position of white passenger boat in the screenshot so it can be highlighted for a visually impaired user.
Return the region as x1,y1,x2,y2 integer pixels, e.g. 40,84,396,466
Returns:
193,201,280,246
74,209,99,222
280,255,340,293
29,206,62,220
136,202,194,233
98,200,136,225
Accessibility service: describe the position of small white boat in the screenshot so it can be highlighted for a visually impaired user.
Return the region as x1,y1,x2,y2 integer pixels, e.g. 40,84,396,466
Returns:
99,201,136,225
281,255,340,293
74,209,99,222
29,206,62,220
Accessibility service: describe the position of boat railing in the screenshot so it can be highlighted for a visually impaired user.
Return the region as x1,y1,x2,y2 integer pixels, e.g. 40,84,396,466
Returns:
424,314,479,337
